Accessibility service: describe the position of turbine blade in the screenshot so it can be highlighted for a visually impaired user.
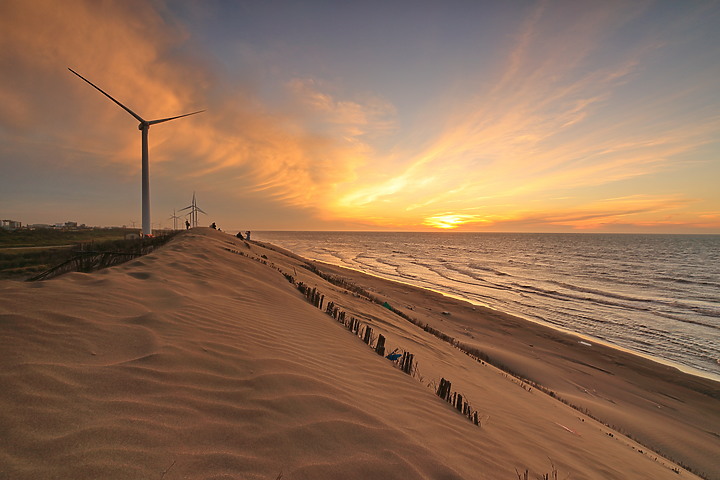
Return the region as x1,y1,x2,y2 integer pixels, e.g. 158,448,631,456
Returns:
148,110,205,126
68,68,146,124
197,208,208,215
178,205,193,212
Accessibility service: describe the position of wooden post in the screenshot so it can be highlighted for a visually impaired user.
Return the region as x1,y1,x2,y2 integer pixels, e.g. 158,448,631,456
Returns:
400,352,414,374
438,378,452,402
375,335,386,356
363,326,372,345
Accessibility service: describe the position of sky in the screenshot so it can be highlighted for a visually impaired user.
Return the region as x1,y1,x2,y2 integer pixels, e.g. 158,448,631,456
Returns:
1,0,719,233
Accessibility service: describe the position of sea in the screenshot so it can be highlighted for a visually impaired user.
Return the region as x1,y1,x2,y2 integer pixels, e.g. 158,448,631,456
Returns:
253,231,720,381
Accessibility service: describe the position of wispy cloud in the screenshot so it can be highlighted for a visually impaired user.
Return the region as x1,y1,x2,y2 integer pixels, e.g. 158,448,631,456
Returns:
326,2,719,231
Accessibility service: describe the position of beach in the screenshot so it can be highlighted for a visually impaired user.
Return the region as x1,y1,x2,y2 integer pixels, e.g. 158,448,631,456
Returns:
252,231,720,380
1,228,717,479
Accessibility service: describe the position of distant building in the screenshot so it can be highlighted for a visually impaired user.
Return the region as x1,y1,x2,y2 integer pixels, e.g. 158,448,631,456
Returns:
51,221,78,229
1,219,21,230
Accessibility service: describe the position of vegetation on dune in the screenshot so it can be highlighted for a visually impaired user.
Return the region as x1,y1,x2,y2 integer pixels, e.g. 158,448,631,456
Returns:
0,227,141,248
0,228,179,280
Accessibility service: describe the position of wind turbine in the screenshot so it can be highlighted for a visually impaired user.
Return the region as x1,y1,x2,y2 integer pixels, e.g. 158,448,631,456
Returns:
169,209,181,231
179,191,207,228
68,68,204,237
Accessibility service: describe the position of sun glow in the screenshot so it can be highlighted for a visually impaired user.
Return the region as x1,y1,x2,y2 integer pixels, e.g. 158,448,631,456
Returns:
423,214,487,230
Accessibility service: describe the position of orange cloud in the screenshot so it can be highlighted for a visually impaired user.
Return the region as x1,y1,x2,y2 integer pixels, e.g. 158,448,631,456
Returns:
318,4,719,231
0,0,205,172
0,0,394,217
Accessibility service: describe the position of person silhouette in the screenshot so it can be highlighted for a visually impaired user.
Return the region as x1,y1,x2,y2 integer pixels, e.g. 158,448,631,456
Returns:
185,220,190,230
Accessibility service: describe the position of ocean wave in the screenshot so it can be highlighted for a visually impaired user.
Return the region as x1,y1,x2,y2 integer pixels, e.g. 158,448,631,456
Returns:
653,275,720,289
467,262,511,277
506,281,720,328
546,280,652,304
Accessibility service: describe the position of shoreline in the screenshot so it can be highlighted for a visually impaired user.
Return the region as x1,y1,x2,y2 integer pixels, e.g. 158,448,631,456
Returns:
250,231,719,383
257,239,720,387
311,258,720,383
303,253,720,393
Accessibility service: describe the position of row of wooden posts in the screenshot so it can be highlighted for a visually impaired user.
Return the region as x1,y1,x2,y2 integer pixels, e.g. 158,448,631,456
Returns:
296,281,418,377
295,280,479,425
437,378,480,426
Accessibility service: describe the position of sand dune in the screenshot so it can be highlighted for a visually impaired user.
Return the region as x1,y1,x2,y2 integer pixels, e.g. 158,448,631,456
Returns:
1,228,716,479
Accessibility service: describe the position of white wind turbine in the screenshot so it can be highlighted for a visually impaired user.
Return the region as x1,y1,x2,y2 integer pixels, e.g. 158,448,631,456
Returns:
68,68,204,237
179,191,207,228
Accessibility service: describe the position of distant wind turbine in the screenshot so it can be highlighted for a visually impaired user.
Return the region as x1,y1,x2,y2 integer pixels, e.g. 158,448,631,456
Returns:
169,209,181,231
68,68,204,237
179,191,207,228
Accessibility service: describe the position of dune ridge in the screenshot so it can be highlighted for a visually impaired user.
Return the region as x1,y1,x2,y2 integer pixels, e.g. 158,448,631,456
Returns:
1,228,716,479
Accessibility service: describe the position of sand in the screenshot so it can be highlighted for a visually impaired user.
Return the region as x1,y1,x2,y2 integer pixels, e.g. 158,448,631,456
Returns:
1,228,717,480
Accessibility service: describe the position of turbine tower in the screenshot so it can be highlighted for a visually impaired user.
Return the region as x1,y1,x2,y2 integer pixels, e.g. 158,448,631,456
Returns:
68,68,204,237
179,192,207,228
